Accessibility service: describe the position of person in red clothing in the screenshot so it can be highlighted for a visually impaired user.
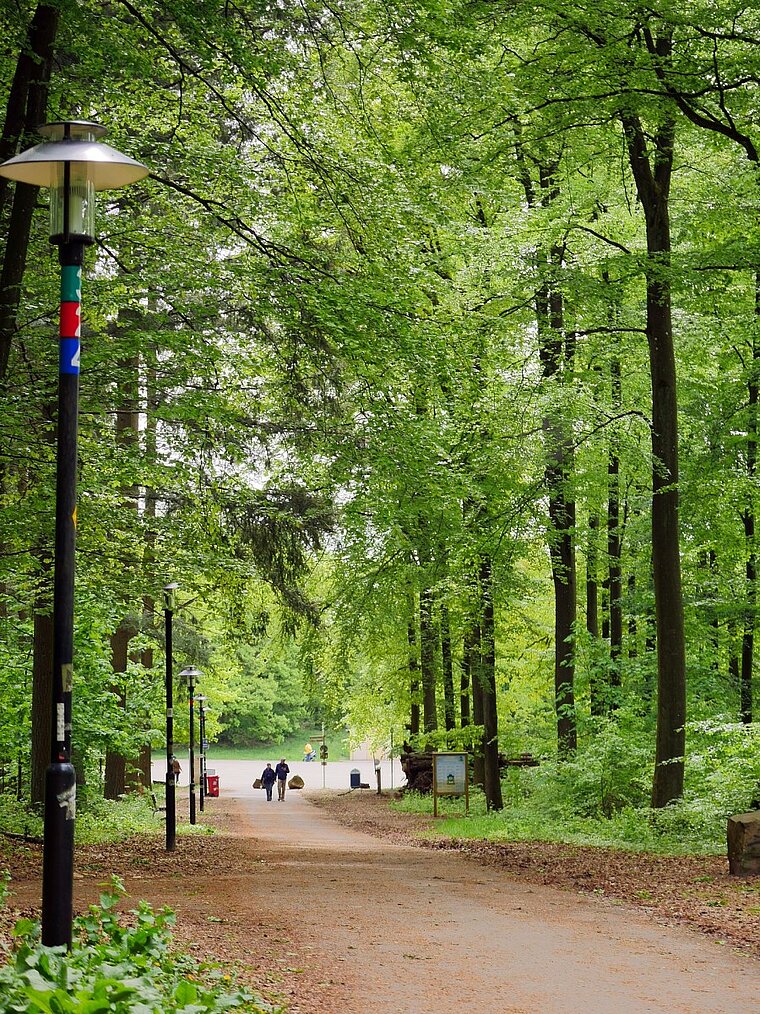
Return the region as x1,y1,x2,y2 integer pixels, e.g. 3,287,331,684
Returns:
275,758,289,800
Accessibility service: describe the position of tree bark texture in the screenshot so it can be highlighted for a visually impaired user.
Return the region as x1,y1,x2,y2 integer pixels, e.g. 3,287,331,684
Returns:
628,573,638,659
30,605,52,804
419,585,438,733
479,555,503,810
407,593,420,737
0,4,59,379
440,602,456,731
536,234,578,754
470,623,484,788
622,99,686,807
587,513,603,716
586,514,599,640
104,624,129,800
740,280,759,723
461,622,474,727
608,356,623,690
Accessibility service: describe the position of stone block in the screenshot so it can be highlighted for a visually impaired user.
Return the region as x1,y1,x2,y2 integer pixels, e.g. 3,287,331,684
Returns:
727,811,760,876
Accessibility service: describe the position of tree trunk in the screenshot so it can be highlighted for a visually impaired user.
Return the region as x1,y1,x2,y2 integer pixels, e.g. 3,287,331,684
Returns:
0,4,59,380
740,279,759,724
440,602,456,731
535,166,578,755
4,8,59,805
728,616,741,703
30,604,52,804
407,592,420,737
104,623,129,799
479,555,503,810
705,549,719,674
586,514,599,639
104,341,141,793
470,623,484,788
460,623,474,727
419,585,438,733
517,155,578,755
135,744,152,789
608,356,623,697
539,312,578,751
622,100,686,807
587,513,603,716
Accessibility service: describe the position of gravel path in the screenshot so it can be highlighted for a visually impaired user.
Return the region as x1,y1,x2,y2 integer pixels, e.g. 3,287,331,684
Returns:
3,761,758,1013
239,787,758,1014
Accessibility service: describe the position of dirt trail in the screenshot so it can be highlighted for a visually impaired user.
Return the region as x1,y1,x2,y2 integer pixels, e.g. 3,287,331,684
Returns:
237,791,758,1013
4,787,759,1013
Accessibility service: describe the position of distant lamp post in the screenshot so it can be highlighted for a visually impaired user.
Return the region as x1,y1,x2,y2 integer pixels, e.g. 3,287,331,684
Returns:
196,694,207,812
0,121,147,949
162,583,179,852
180,667,202,825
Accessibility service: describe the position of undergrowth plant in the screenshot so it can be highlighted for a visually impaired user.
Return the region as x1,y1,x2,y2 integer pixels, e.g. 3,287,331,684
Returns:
0,790,214,847
392,716,760,855
0,877,280,1014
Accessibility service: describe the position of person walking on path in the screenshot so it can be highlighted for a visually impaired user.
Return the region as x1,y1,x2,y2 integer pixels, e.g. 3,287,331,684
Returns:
172,757,181,784
275,758,290,800
261,763,276,801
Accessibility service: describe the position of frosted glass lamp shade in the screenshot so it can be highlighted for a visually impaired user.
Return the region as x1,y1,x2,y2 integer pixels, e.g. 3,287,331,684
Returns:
180,667,202,688
49,164,96,242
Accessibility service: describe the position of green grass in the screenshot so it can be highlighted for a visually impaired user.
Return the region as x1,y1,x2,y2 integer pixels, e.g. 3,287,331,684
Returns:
0,789,215,847
387,720,760,857
161,727,351,763
391,787,729,856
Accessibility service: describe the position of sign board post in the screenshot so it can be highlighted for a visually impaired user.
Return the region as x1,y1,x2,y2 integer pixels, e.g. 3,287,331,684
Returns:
432,752,469,818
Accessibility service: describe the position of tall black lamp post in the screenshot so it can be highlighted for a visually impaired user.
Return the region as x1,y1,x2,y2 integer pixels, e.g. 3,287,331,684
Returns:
0,122,147,948
180,667,201,825
196,693,207,812
162,583,179,852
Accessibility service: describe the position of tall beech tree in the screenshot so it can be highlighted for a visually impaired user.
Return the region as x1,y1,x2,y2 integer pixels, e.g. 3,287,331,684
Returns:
0,3,58,380
621,85,684,806
4,0,760,816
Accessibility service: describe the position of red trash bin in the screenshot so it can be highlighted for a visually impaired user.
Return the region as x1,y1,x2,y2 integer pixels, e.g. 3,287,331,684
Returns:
206,774,219,797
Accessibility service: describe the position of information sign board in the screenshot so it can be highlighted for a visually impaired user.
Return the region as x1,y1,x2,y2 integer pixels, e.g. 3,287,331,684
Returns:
432,752,469,817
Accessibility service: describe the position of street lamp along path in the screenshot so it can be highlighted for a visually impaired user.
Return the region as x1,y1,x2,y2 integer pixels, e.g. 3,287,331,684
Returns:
195,694,208,813
0,121,147,948
180,667,203,826
163,583,179,854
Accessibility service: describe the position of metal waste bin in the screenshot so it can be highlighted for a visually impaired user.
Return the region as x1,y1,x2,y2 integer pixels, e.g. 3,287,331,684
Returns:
206,774,219,797
350,768,361,789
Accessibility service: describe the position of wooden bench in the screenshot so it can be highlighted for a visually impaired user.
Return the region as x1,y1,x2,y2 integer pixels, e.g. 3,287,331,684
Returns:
501,753,539,768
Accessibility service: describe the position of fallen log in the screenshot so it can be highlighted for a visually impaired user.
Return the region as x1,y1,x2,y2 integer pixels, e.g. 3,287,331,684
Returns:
400,752,434,793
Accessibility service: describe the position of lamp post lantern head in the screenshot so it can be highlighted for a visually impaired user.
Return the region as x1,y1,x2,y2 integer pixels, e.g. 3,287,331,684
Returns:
0,120,148,244
163,582,179,611
180,666,202,691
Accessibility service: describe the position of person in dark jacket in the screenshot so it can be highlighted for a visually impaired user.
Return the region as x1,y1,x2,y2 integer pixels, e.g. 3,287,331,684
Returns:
261,762,276,801
275,758,290,800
